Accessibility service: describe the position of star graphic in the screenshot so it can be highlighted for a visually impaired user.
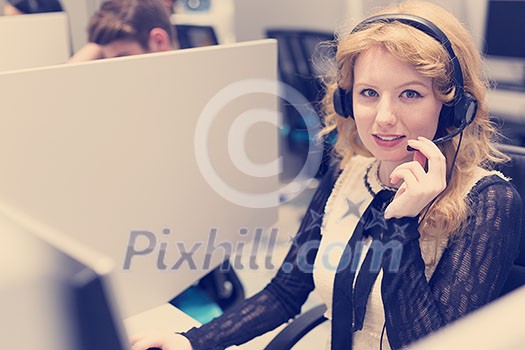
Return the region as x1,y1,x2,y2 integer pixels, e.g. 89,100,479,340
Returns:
338,197,365,222
304,208,324,232
391,222,410,241
363,205,389,232
286,232,300,248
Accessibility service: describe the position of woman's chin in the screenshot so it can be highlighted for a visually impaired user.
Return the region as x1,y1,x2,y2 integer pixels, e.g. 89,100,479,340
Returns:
369,148,412,163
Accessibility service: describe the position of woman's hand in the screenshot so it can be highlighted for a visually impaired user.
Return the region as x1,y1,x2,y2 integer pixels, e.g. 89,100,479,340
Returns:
384,136,447,219
130,330,193,350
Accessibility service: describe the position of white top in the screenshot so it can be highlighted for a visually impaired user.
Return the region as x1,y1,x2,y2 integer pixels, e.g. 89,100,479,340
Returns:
312,155,503,349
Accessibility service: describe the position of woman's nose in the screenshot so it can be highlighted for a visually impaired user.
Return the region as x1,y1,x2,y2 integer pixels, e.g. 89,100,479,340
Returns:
375,97,398,127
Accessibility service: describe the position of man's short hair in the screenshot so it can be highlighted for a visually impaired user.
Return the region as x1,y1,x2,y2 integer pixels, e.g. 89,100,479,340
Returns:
88,0,174,49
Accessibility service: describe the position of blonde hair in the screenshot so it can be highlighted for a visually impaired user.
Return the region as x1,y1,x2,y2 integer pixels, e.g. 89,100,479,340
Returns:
320,0,508,242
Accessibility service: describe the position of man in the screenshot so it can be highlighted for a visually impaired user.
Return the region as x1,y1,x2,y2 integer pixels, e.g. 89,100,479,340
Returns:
69,0,177,62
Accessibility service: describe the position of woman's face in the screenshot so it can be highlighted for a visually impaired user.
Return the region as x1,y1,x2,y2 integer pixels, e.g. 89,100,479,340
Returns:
352,45,442,165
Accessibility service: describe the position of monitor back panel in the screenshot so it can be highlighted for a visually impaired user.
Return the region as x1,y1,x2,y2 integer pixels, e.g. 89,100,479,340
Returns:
0,12,70,72
0,40,279,316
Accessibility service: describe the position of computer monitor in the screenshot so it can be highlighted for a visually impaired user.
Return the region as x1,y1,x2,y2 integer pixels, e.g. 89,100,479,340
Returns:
174,24,219,49
0,12,71,72
0,40,279,317
482,0,525,88
484,0,525,59
0,201,129,350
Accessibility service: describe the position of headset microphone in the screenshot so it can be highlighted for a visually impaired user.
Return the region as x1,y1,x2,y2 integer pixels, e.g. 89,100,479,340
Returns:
406,124,466,151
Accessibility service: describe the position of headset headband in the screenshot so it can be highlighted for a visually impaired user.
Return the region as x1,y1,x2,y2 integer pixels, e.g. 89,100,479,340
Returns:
351,14,465,97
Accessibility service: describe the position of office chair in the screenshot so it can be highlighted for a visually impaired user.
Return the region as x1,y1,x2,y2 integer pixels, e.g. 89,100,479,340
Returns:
496,143,525,295
197,259,245,311
170,260,245,324
266,29,336,179
174,24,219,49
264,143,525,349
264,304,328,350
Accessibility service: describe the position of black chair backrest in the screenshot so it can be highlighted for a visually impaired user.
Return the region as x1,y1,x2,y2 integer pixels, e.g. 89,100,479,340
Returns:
174,24,219,49
266,29,336,179
497,143,525,295
266,29,335,107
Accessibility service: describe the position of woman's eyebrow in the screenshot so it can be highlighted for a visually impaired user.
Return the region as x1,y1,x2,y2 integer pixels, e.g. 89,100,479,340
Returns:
396,80,431,89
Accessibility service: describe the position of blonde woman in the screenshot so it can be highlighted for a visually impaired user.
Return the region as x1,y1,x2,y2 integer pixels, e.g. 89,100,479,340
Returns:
132,1,522,349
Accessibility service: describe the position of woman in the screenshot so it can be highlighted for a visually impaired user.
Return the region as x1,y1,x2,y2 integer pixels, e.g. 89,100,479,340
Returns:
131,1,522,349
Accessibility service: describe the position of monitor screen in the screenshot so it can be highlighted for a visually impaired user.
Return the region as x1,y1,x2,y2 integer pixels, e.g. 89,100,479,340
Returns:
484,0,525,59
0,202,128,350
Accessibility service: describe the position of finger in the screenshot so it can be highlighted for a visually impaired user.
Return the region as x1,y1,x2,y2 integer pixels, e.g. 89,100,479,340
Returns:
384,186,407,219
406,137,446,176
391,161,426,182
413,150,427,169
390,167,418,188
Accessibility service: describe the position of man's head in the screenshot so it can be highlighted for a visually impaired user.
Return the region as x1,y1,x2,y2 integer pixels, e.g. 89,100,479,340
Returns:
88,0,175,59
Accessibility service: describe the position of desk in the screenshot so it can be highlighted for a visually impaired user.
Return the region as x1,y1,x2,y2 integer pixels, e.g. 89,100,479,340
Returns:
125,304,200,335
124,304,241,349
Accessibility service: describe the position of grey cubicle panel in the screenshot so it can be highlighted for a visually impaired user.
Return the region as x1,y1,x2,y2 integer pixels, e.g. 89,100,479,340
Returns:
0,12,70,71
0,40,279,317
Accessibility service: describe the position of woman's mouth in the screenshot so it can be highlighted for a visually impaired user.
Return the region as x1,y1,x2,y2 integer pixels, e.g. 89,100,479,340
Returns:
373,134,406,147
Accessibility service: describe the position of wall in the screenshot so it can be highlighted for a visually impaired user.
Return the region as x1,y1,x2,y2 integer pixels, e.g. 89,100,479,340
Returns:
233,0,351,41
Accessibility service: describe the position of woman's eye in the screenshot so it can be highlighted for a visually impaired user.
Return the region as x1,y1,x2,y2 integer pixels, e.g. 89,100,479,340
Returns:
360,89,378,97
401,90,422,99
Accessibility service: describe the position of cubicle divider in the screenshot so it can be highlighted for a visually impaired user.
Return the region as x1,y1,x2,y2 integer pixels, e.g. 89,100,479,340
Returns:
0,12,70,71
0,39,279,317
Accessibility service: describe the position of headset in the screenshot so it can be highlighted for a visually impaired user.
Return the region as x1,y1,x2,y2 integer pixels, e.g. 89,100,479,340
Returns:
332,14,478,150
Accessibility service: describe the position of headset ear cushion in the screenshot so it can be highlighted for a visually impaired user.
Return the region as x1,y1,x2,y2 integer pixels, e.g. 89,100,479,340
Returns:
333,87,353,118
333,87,346,117
455,93,478,127
439,93,478,129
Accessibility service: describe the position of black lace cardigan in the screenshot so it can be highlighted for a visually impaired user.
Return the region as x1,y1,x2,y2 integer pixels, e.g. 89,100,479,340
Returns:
183,168,522,349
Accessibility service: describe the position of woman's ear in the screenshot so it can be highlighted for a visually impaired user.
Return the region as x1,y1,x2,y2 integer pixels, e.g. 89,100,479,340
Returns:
147,28,172,52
